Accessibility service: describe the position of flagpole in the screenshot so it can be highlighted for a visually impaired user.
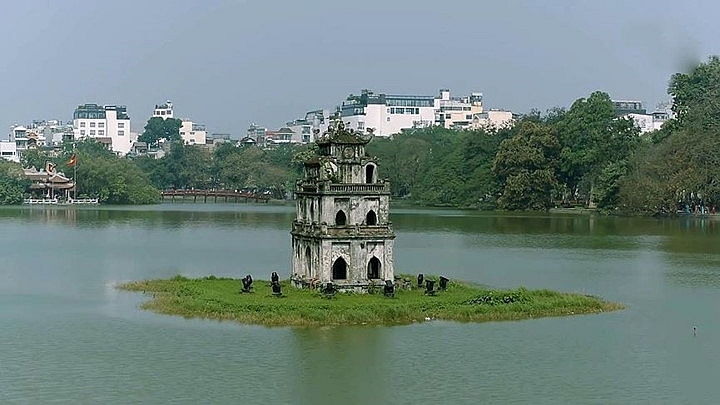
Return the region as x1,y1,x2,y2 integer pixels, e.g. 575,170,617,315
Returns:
73,143,77,201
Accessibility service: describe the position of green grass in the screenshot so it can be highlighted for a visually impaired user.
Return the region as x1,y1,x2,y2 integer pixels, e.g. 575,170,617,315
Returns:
118,274,624,327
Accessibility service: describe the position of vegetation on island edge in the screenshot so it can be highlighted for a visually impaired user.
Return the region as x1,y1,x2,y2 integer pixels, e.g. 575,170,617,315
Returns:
2,57,720,214
118,275,623,327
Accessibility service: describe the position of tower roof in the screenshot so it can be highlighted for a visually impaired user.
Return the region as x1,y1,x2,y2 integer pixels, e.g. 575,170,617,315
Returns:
316,121,371,146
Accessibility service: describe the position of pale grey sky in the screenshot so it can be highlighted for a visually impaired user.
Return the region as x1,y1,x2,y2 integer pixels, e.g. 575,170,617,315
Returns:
0,0,715,136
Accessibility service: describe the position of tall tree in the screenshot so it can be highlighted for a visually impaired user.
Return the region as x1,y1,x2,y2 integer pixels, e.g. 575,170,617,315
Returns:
555,91,638,203
619,56,720,214
669,55,720,132
493,121,560,210
139,117,182,148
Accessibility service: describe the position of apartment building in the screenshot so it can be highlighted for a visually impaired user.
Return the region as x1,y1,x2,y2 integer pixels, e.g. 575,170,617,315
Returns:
339,90,436,137
73,104,133,155
338,89,514,136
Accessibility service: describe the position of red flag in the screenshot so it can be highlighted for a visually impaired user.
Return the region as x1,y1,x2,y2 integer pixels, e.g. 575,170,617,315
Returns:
67,153,77,167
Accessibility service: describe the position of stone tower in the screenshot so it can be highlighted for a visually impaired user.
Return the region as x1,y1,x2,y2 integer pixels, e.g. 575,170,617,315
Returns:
290,122,395,290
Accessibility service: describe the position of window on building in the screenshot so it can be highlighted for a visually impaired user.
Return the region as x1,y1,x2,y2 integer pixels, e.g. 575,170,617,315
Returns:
80,130,85,135
358,122,365,130
118,130,125,136
305,247,312,276
98,122,104,128
387,117,390,121
466,115,472,120
98,130,104,136
90,122,95,127
365,164,375,183
335,210,347,226
367,257,381,279
332,257,347,280
89,130,95,135
118,123,125,128
80,122,86,127
366,210,377,225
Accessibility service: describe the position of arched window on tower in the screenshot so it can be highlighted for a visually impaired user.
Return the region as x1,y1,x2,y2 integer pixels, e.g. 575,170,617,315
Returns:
305,246,312,277
367,257,381,279
335,210,347,226
332,257,347,280
365,164,375,184
366,210,377,225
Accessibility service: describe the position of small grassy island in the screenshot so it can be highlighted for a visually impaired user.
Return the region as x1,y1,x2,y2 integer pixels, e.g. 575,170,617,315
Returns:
119,275,623,327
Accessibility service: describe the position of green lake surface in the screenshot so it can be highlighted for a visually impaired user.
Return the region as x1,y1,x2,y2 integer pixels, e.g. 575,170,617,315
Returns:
1,204,719,404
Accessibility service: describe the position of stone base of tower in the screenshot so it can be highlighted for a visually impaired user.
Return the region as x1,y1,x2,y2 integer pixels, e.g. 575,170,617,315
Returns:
291,232,395,293
290,273,383,293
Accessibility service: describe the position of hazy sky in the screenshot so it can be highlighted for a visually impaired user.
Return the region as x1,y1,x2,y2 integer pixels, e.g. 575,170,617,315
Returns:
1,0,715,136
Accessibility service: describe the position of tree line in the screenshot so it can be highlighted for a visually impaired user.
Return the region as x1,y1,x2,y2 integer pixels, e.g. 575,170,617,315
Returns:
0,56,719,213
369,56,720,215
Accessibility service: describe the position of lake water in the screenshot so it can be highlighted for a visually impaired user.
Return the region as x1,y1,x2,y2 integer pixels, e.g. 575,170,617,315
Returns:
1,204,719,404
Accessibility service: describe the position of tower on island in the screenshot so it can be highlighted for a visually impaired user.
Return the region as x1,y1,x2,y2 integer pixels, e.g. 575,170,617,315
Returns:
290,121,395,291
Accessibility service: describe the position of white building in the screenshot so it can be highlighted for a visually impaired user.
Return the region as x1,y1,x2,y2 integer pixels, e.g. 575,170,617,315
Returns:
9,125,48,156
338,89,514,136
179,119,207,145
435,89,484,129
340,90,435,137
471,109,514,131
266,127,301,144
73,104,133,155
153,101,174,119
613,100,671,134
0,140,18,162
624,111,669,134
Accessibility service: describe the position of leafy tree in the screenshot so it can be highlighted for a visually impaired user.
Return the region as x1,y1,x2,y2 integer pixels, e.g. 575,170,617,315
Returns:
19,148,47,170
619,56,720,214
75,156,160,204
459,128,510,209
554,91,639,204
0,160,28,204
165,142,212,189
669,55,720,132
139,117,182,148
133,155,173,189
493,121,560,210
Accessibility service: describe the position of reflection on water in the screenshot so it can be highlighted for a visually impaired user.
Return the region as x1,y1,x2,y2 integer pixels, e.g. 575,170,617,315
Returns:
292,328,388,404
2,204,720,403
0,204,295,230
